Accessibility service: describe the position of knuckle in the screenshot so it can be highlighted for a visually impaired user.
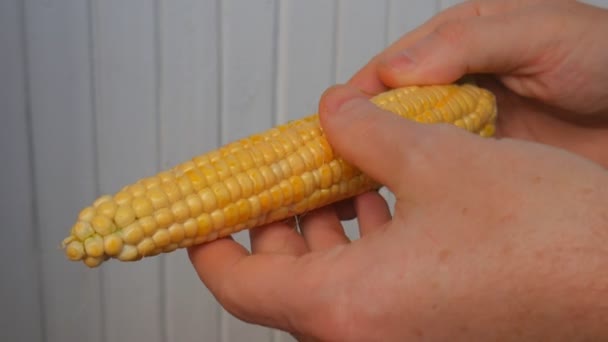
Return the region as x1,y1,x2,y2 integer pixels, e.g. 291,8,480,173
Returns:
432,19,471,49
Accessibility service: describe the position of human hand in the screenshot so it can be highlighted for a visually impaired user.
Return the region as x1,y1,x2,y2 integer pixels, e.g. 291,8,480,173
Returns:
350,0,608,167
189,85,608,341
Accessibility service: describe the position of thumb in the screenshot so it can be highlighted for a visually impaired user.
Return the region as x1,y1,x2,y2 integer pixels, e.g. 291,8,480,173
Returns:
318,84,436,194
377,11,545,86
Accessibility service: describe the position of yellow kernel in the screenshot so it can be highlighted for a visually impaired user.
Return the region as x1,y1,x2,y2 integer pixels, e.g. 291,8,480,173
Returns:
257,142,277,163
185,169,206,191
91,215,115,236
223,177,241,202
267,207,289,223
114,205,136,228
235,173,253,198
279,180,293,204
176,160,196,174
78,206,96,222
176,176,194,196
259,165,276,188
329,160,342,183
193,154,210,167
290,176,306,203
199,189,217,212
113,191,133,206
318,139,333,163
287,154,306,175
154,208,174,228
270,163,284,180
235,198,251,223
213,160,231,180
118,245,139,261
168,223,185,243
171,201,190,223
148,188,169,209
162,243,178,253
319,164,333,188
248,197,261,218
210,210,224,229
258,191,273,212
84,256,103,268
185,194,203,217
161,182,181,203
178,238,194,248
298,146,315,169
246,168,265,193
142,176,161,189
84,235,104,258
104,234,123,256
301,172,315,196
152,229,171,248
269,185,284,207
137,238,156,256
307,190,322,209
72,221,95,241
139,216,157,236
196,213,212,237
65,241,85,261
129,183,146,197
211,183,231,209
122,222,145,245
278,160,291,178
183,218,198,238
235,150,255,170
200,165,219,184
158,171,175,183
223,203,239,227
132,196,153,218
223,155,242,174
96,200,117,218
93,195,112,208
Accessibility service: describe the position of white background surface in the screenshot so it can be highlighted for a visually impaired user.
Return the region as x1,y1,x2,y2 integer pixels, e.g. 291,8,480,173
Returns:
2,0,607,341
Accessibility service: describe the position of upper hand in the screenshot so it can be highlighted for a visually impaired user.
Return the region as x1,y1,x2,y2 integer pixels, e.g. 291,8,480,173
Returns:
349,0,608,167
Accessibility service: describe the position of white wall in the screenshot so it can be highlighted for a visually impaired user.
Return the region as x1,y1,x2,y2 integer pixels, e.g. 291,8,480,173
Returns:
1,1,606,341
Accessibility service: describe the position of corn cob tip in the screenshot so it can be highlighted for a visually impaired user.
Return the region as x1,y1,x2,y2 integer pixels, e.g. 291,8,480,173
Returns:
62,83,497,268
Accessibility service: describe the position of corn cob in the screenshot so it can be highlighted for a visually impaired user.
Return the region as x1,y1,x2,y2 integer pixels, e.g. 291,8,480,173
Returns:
62,83,497,267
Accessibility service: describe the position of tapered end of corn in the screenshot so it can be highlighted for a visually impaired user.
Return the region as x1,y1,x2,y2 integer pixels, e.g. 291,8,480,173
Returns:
62,83,497,267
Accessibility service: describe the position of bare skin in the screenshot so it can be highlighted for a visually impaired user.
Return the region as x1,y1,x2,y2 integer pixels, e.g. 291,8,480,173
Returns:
189,1,608,341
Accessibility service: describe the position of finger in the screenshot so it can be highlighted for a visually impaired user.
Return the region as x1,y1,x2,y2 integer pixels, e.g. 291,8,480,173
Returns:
349,0,549,94
355,191,392,237
249,218,309,255
299,206,350,251
332,198,356,221
377,5,557,87
319,84,482,200
319,84,428,194
188,239,300,331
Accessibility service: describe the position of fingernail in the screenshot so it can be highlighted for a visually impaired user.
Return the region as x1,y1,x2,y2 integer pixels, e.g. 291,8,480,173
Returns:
321,85,368,115
383,49,416,71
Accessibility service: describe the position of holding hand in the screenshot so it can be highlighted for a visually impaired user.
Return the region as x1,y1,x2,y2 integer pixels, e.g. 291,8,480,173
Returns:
351,0,608,166
189,1,608,340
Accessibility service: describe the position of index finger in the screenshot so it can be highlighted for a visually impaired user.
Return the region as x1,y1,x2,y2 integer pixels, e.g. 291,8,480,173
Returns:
348,0,550,94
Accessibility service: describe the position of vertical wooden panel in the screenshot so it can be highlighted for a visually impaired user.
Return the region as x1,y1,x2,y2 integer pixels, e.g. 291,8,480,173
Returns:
387,0,437,43
220,1,278,340
0,1,43,341
24,0,103,341
277,0,337,123
335,0,388,83
159,1,222,341
92,1,162,341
